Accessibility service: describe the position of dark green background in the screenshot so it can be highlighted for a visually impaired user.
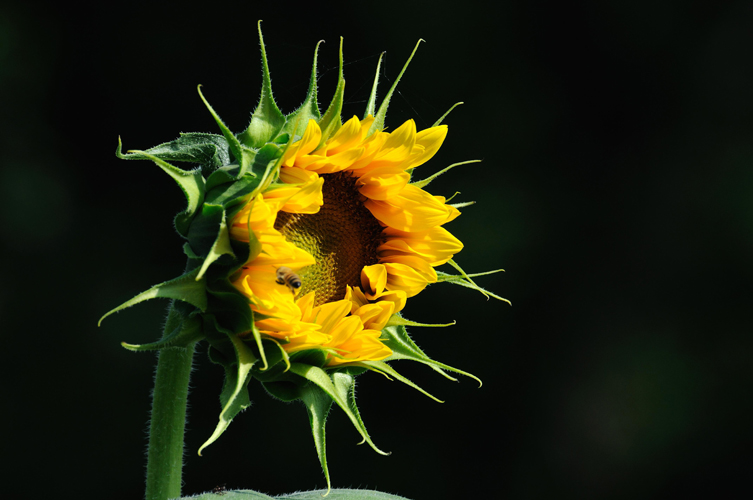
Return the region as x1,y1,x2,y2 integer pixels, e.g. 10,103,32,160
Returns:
2,1,751,498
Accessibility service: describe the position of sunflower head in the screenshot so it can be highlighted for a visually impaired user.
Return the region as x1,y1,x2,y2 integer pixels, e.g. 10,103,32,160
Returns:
100,21,507,491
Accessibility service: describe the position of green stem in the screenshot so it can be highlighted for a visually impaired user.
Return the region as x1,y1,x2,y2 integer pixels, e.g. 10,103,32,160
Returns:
145,304,196,500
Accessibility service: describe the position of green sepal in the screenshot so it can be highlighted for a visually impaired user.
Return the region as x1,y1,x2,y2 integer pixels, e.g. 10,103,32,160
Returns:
238,21,286,149
197,85,255,178
381,324,482,387
385,314,455,328
116,138,205,237
355,360,443,403
449,201,475,209
115,132,230,173
317,37,345,145
247,143,284,199
199,332,258,455
121,315,204,352
98,267,207,326
289,363,389,456
196,211,235,281
369,39,423,136
436,261,511,304
282,41,322,139
363,52,385,120
299,384,334,494
186,203,225,257
431,102,464,127
410,160,481,189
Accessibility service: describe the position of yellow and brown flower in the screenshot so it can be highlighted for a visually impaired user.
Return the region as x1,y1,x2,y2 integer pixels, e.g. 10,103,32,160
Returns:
229,115,463,366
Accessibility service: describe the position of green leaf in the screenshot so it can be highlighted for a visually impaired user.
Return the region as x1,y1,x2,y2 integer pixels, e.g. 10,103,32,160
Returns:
239,21,286,149
182,489,411,500
277,490,411,500
363,52,385,120
381,324,482,387
298,384,334,494
98,267,207,326
369,39,423,135
410,160,481,189
116,138,205,237
122,315,204,351
289,364,389,456
117,132,230,172
199,332,258,455
283,40,322,138
318,37,345,145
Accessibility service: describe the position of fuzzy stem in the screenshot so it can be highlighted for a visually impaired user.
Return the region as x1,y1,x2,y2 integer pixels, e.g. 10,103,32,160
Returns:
145,304,196,500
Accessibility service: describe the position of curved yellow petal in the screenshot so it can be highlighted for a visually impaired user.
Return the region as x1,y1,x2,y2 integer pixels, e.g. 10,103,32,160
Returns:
382,255,438,297
409,125,448,169
360,264,388,298
282,119,322,167
379,226,463,266
364,184,460,232
357,167,410,200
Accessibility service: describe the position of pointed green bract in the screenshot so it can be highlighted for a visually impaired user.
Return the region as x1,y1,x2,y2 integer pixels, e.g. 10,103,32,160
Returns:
317,37,345,145
410,160,481,189
198,85,255,178
290,364,389,456
283,41,322,139
431,102,464,127
437,261,511,304
385,315,455,328
196,214,235,280
369,39,424,135
239,21,286,149
382,324,483,387
199,331,258,455
98,267,207,326
357,360,443,403
299,384,334,494
364,52,385,120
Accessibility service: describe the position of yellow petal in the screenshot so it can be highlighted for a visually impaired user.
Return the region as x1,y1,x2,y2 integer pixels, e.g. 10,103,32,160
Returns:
364,184,460,232
382,255,438,297
353,301,394,330
266,168,324,214
327,329,392,366
282,119,321,167
360,264,388,298
326,115,364,155
379,226,463,266
357,167,410,200
409,125,448,169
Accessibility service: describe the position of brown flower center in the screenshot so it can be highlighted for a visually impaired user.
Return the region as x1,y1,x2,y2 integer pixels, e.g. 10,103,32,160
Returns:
274,171,385,306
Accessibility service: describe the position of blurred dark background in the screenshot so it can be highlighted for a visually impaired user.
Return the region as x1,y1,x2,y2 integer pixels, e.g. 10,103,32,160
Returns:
2,1,752,498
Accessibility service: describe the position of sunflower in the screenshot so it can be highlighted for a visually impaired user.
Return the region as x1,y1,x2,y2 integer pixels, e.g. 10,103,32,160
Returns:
101,23,506,492
228,114,463,366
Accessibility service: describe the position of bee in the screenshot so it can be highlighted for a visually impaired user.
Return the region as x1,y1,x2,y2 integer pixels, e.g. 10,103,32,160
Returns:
276,266,303,294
